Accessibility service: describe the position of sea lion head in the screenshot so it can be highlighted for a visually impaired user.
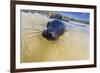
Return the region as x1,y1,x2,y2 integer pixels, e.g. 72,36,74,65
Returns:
42,20,66,41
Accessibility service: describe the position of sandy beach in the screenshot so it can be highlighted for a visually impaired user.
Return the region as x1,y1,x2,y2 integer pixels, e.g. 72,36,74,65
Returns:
21,12,89,62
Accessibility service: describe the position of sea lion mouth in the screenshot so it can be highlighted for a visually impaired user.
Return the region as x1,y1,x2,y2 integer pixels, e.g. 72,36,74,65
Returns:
42,20,66,41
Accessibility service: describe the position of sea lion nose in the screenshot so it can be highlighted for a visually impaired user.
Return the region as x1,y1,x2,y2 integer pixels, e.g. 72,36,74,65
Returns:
47,32,56,39
42,30,57,40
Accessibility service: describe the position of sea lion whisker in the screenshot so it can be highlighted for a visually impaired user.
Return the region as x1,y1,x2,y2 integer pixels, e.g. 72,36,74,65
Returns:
24,33,41,40
57,40,62,48
55,41,60,51
60,37,72,47
58,39,66,53
58,38,65,49
56,40,61,49
24,32,41,36
56,40,63,53
53,41,59,53
24,34,41,38
24,28,43,32
53,41,58,49
59,38,66,48
25,35,41,41
59,34,71,42
26,36,41,43
53,41,55,48
25,34,41,38
39,24,46,27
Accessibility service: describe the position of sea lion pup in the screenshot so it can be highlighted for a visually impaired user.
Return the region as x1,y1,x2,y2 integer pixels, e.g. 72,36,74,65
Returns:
21,12,89,63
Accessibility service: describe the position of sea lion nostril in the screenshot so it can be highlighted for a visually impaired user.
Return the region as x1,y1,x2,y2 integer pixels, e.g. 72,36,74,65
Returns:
47,32,55,39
